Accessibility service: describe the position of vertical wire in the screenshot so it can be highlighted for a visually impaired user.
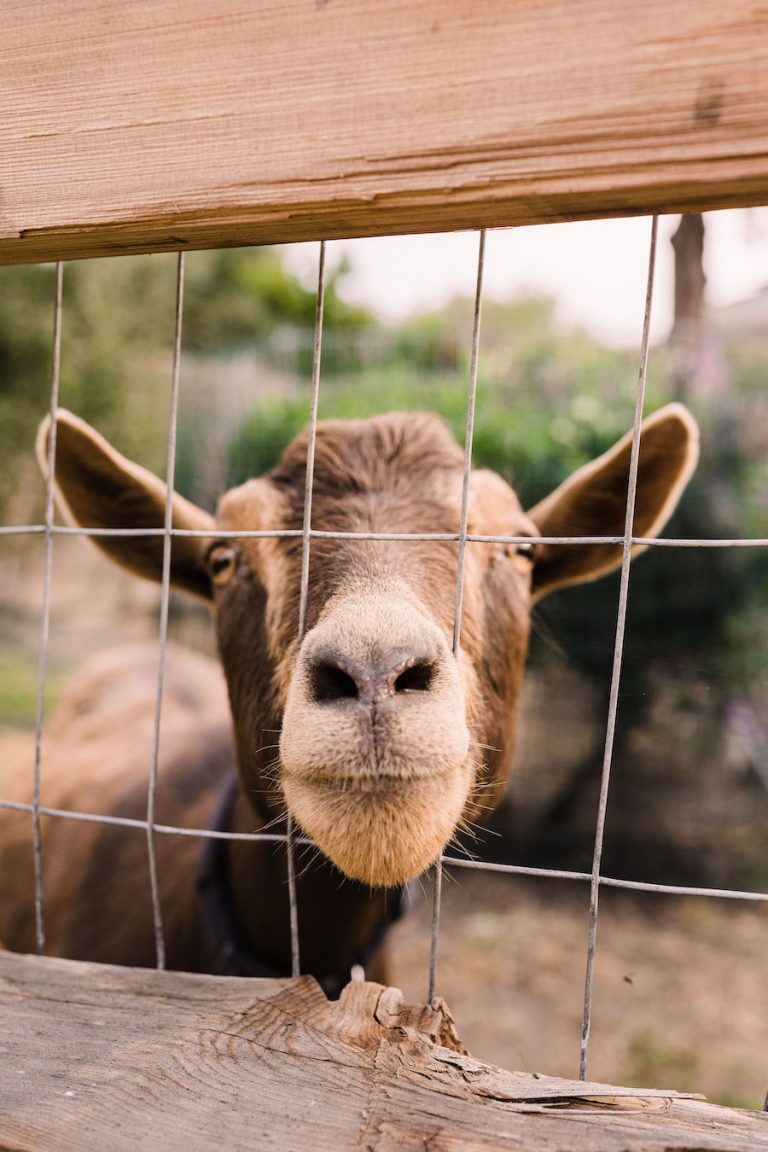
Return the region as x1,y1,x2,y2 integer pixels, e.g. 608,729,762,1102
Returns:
452,229,486,657
285,810,300,978
290,239,327,978
428,229,486,1002
578,215,659,1080
427,862,443,1003
146,251,186,971
298,240,326,638
31,260,64,955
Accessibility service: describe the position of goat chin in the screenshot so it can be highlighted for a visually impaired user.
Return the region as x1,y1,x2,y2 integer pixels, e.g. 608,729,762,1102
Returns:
281,765,473,887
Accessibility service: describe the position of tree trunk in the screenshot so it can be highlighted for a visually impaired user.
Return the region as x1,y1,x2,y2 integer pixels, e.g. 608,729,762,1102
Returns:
670,213,707,399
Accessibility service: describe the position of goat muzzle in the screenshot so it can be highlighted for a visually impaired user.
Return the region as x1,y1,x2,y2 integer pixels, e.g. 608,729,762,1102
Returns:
279,593,473,886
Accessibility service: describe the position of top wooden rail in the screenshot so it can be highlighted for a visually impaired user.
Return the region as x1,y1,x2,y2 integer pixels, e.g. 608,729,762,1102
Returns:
3,1,768,265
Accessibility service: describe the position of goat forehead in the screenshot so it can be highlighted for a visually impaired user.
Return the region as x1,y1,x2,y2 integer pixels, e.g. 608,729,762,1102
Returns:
269,412,465,497
467,470,533,534
216,425,529,536
217,477,531,548
216,476,285,529
217,479,464,537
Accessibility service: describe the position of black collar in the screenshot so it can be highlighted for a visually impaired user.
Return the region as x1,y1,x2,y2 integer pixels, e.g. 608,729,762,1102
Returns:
197,778,410,997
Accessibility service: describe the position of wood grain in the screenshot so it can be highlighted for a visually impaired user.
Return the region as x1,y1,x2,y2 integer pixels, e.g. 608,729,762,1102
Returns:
1,951,767,1150
3,1,768,265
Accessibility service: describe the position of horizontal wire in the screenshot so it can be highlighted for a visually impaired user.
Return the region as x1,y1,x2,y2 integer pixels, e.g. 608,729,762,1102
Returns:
440,856,768,903
3,523,768,548
0,797,312,843
2,787,764,903
624,537,768,549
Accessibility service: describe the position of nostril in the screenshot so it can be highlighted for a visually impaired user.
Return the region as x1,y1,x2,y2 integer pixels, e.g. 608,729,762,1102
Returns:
394,661,435,694
310,661,360,704
306,647,439,704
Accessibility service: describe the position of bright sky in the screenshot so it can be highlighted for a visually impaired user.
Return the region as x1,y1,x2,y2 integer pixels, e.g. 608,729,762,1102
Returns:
283,209,768,349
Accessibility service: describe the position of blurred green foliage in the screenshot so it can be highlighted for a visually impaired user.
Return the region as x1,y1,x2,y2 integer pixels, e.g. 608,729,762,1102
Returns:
229,294,665,499
182,250,372,356
0,255,178,504
0,247,372,517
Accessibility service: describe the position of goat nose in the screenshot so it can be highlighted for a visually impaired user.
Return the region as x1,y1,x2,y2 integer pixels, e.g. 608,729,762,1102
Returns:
308,648,437,706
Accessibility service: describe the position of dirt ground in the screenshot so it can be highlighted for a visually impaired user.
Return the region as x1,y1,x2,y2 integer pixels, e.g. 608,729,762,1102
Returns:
388,870,768,1111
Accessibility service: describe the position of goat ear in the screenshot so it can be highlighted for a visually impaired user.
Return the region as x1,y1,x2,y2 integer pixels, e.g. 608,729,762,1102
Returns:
527,403,699,602
36,409,215,600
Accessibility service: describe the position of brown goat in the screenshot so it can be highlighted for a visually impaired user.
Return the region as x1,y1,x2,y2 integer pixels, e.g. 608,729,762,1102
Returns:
0,406,698,990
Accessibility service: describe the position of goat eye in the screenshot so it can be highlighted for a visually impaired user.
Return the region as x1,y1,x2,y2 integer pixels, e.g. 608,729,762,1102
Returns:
208,544,238,586
505,540,535,564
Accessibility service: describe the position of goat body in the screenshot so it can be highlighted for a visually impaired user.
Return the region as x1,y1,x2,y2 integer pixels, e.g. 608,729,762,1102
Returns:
0,408,698,988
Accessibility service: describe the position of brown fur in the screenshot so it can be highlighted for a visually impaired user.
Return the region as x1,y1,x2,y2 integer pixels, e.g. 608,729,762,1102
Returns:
0,406,698,986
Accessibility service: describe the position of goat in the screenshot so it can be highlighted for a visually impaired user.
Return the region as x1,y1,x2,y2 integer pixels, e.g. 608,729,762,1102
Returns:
0,406,698,990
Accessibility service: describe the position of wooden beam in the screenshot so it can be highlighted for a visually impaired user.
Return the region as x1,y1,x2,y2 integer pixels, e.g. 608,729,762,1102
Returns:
3,1,768,265
2,951,768,1150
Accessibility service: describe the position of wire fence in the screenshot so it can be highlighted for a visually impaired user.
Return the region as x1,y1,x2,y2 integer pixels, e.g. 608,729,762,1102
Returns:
1,222,767,1087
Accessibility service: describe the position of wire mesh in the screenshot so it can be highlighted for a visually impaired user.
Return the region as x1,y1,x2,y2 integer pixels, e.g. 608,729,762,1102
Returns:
5,525,768,548
2,226,768,1089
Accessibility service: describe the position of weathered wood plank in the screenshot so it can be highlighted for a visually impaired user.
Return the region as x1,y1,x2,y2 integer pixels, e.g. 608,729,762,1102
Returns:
3,1,768,265
1,951,767,1150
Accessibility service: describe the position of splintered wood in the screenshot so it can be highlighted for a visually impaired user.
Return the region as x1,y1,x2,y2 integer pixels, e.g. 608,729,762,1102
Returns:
3,0,768,265
1,952,767,1151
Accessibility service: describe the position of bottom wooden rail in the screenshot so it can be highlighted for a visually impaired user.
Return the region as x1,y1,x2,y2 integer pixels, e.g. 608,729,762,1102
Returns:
1,950,766,1151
